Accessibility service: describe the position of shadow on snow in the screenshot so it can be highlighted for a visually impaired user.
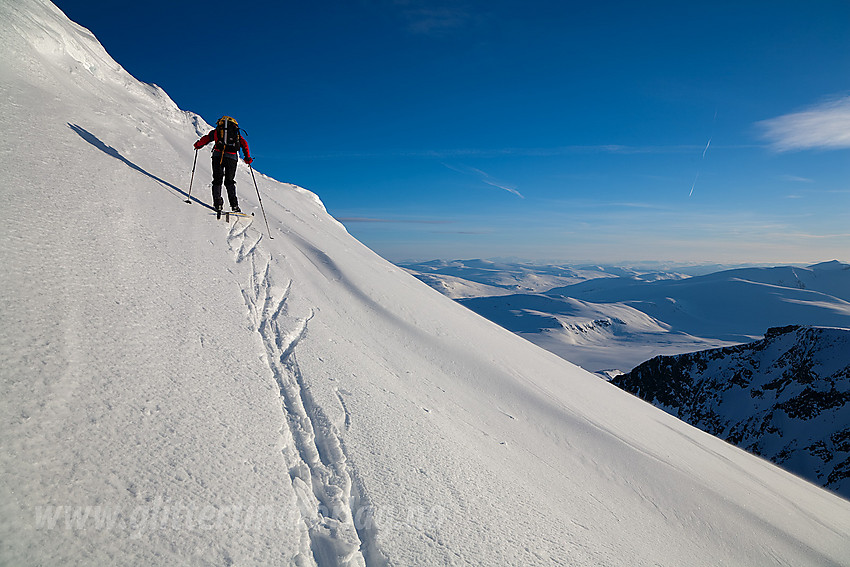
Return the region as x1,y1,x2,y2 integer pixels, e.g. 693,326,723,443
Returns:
68,123,213,210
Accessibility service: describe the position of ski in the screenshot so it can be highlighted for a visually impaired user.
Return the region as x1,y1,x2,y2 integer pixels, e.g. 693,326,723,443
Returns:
211,209,253,221
223,211,254,223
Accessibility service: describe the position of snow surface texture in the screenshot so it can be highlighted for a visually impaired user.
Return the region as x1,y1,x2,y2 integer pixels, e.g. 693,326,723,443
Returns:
403,260,850,374
2,1,850,565
615,325,850,498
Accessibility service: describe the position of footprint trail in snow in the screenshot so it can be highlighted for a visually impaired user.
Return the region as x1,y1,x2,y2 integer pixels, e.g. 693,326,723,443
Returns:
226,218,383,567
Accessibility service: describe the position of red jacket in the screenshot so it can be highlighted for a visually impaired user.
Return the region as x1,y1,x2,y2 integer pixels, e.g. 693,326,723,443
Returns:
195,129,251,161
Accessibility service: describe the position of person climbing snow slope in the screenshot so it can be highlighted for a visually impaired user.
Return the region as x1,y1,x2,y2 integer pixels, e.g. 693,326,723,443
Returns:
193,116,252,213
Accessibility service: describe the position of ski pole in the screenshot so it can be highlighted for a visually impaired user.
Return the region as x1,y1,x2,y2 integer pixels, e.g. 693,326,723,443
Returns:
185,149,198,203
249,163,273,239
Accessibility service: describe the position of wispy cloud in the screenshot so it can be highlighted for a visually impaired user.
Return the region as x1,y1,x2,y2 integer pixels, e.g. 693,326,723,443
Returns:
779,174,815,183
430,229,493,235
335,216,451,225
610,201,671,210
784,231,850,239
443,164,524,198
470,167,524,199
388,0,479,36
281,144,735,161
758,95,850,151
405,8,471,35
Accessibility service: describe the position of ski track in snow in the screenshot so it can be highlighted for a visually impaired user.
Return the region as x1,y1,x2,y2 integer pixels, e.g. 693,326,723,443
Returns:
226,217,386,567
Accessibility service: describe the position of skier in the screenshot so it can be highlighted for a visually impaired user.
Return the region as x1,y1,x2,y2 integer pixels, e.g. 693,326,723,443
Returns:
193,116,252,213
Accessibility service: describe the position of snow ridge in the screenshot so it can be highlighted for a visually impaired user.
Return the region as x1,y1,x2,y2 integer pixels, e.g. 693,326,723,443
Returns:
227,218,385,567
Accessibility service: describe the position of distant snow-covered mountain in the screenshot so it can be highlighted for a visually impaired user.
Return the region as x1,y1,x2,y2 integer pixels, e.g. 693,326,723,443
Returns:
404,260,850,373
399,259,620,297
455,292,735,374
400,259,693,299
546,261,850,342
613,325,850,498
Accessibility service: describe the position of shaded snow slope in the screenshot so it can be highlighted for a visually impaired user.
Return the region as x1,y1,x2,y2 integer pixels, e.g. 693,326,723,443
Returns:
2,2,850,566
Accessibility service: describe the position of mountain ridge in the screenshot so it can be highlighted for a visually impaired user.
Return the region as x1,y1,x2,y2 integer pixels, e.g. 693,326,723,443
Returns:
613,325,850,497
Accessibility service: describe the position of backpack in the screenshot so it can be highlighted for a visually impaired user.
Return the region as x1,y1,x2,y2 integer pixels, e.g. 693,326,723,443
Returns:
215,116,241,152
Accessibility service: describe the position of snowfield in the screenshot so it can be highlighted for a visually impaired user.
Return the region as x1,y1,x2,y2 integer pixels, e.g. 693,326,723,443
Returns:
1,1,849,566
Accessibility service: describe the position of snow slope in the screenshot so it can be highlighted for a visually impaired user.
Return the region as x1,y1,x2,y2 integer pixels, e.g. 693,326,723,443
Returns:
2,2,850,566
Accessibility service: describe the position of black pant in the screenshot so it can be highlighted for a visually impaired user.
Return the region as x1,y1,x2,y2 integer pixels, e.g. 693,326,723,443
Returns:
211,152,239,209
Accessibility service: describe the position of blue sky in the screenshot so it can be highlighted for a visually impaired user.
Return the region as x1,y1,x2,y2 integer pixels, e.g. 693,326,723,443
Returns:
55,0,850,264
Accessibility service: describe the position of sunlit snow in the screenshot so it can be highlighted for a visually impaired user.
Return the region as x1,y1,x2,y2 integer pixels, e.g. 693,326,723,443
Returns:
1,1,849,565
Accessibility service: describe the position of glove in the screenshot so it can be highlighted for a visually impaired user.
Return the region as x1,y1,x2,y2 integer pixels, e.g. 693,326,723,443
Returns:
244,156,253,165
193,140,204,149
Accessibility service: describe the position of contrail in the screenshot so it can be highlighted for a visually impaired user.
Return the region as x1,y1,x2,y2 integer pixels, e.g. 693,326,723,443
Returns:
689,172,700,197
690,111,717,197
689,140,710,197
443,163,524,198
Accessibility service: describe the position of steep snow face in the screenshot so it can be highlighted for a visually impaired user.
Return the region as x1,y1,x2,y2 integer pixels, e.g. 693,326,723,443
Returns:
0,2,308,565
614,325,850,498
2,2,850,566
